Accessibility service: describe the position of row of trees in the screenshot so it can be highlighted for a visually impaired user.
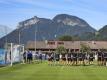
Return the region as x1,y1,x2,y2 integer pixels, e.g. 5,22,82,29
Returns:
55,43,92,66
58,35,79,41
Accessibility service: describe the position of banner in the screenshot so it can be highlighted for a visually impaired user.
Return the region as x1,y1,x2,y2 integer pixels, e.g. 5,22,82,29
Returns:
0,49,6,65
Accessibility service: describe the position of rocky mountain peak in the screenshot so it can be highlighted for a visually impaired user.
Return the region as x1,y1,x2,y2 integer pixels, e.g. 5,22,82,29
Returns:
17,16,40,28
53,14,89,27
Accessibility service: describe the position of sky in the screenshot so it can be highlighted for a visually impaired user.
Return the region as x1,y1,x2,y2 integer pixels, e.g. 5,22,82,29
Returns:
0,0,107,30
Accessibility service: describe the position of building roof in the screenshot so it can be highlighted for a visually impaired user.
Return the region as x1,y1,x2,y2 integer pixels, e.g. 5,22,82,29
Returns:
26,41,107,49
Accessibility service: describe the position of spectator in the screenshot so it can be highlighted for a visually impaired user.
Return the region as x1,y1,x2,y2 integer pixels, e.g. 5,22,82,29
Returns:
27,51,33,64
23,51,27,63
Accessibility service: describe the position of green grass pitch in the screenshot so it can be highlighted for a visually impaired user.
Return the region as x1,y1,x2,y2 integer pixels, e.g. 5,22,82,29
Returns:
0,62,107,80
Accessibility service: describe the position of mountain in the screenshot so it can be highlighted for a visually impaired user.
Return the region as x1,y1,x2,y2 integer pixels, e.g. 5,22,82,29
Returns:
81,25,107,41
0,25,13,38
95,25,107,40
53,14,96,36
99,25,107,36
0,14,96,48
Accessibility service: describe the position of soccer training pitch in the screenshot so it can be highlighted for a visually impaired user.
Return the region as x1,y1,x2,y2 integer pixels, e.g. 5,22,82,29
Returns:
0,62,107,80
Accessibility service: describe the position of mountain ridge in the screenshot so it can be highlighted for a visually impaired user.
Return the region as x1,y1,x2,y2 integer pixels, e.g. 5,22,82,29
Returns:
0,14,97,48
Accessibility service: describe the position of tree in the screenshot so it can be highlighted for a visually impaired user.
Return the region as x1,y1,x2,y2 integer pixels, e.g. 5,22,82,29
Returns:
100,48,107,52
58,35,73,41
55,46,67,65
56,46,67,54
80,43,91,65
80,43,91,53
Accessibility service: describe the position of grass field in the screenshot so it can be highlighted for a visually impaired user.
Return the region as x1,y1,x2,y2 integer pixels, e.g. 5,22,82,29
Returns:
0,62,107,80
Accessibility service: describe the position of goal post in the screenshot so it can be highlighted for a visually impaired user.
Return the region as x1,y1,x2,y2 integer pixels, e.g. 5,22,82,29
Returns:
4,43,24,66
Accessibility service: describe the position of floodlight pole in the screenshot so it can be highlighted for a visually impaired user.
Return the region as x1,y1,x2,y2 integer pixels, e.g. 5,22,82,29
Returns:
19,30,21,45
5,26,8,50
10,43,13,66
18,29,22,62
35,23,37,54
